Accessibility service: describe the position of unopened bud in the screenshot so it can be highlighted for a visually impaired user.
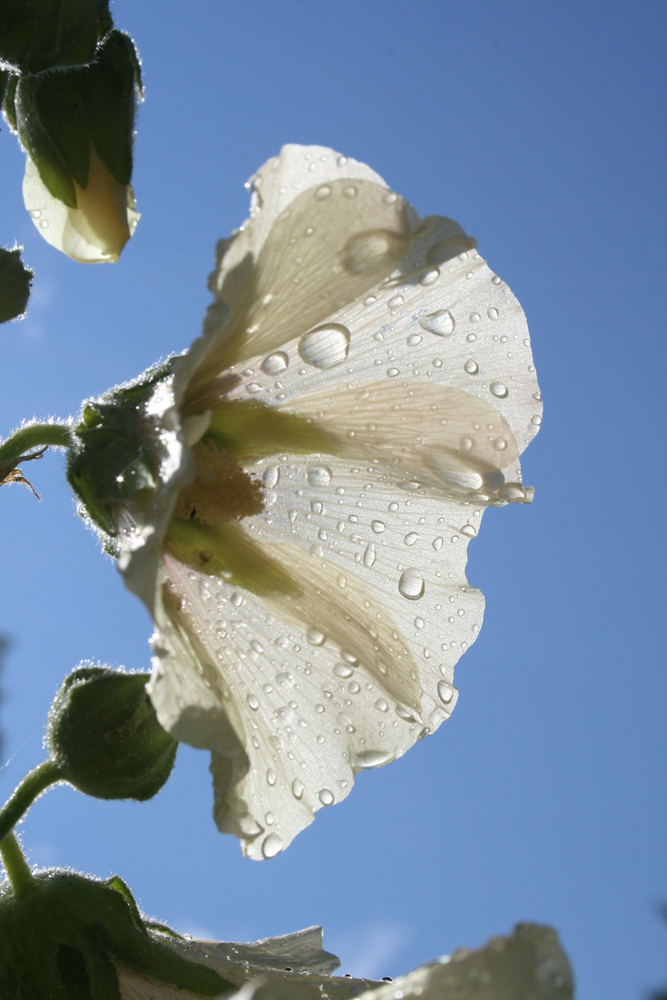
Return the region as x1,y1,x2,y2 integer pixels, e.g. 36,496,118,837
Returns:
46,665,177,801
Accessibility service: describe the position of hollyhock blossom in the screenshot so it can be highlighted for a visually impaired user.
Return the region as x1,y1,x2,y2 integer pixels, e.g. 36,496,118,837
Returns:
116,923,573,999
69,145,541,859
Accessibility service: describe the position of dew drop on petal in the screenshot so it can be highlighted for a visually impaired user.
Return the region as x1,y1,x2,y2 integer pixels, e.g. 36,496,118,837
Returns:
371,520,386,533
388,294,404,309
488,307,499,320
490,382,509,398
464,359,479,375
460,524,477,537
263,465,280,488
493,437,508,451
419,310,455,337
437,679,455,704
363,543,377,567
420,268,440,286
319,788,335,806
247,694,259,710
354,749,395,770
333,663,354,678
262,833,284,858
314,184,332,200
299,324,350,369
307,465,332,487
307,627,326,646
407,333,422,346
342,229,405,275
375,698,389,712
404,532,419,546
267,768,277,786
261,351,289,374
343,185,357,198
398,569,425,600
292,778,304,799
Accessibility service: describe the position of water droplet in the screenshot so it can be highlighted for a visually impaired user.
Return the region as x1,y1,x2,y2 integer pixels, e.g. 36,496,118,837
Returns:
388,294,404,309
437,679,455,704
382,191,398,205
292,778,304,799
363,543,376,567
39,220,49,229
314,184,332,200
398,569,425,601
404,532,419,546
531,414,542,426
487,307,499,320
354,749,394,770
342,229,405,275
262,833,284,858
420,268,440,286
491,275,502,284
464,359,479,375
419,310,455,337
29,209,40,219
265,811,275,825
363,294,377,306
299,324,350,368
333,663,353,678
490,382,509,398
387,367,399,377
307,627,326,646
247,693,259,710
319,788,334,806
493,436,508,451
375,698,389,712
307,465,332,487
371,520,386,533
337,155,348,167
230,593,244,607
460,435,475,451
263,465,280,488
407,333,422,346
343,185,357,198
261,351,289,374
460,523,477,537
348,680,361,694
266,768,277,786
415,616,425,629
433,537,443,550
341,650,359,665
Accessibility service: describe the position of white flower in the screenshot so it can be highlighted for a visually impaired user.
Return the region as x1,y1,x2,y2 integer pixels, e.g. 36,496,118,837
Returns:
23,147,139,263
92,145,541,859
115,923,573,999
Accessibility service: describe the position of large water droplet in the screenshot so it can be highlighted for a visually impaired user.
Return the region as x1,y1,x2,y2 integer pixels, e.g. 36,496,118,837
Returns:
398,569,425,601
307,627,326,646
354,749,395,770
307,465,332,487
490,382,509,398
404,532,419,546
464,359,479,375
262,465,280,488
371,520,386,533
419,310,455,337
299,324,350,369
437,679,456,704
375,698,389,712
292,778,304,799
261,351,289,375
333,663,353,678
262,833,284,858
319,788,334,806
363,543,377,567
342,229,405,275
460,523,477,537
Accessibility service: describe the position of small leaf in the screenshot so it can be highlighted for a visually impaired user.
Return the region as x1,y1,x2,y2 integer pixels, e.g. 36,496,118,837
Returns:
0,247,32,324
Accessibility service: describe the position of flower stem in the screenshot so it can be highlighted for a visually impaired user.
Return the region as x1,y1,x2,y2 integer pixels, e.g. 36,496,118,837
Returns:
0,760,63,844
0,832,35,896
0,422,72,467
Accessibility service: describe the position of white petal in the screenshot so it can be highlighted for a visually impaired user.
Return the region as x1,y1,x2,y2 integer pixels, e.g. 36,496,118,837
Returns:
23,151,139,263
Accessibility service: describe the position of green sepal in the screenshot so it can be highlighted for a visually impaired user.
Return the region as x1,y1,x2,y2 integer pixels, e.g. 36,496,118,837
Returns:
0,869,234,999
0,247,32,324
67,360,173,537
0,1,111,75
1,73,18,132
206,399,341,459
46,665,178,801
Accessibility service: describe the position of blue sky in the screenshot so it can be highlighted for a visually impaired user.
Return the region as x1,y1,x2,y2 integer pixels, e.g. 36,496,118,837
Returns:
0,2,665,997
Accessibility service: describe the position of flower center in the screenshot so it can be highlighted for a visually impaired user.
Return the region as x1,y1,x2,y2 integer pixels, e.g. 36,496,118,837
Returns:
173,440,264,525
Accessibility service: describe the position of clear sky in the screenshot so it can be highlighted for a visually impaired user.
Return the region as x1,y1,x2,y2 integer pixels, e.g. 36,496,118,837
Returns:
0,2,665,998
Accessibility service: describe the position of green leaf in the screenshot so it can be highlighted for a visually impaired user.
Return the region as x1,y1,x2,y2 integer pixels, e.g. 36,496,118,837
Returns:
33,71,90,189
0,247,33,324
0,1,111,74
15,76,77,207
82,30,141,185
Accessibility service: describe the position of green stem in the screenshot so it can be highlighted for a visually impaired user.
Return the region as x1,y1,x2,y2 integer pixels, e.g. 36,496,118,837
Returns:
0,832,34,896
0,760,63,844
0,422,72,467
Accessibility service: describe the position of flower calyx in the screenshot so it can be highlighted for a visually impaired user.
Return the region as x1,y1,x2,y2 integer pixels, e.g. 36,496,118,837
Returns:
0,868,234,999
46,665,178,801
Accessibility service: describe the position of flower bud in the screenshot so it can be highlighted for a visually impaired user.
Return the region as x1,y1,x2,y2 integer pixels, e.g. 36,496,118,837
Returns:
5,29,142,262
46,665,177,801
